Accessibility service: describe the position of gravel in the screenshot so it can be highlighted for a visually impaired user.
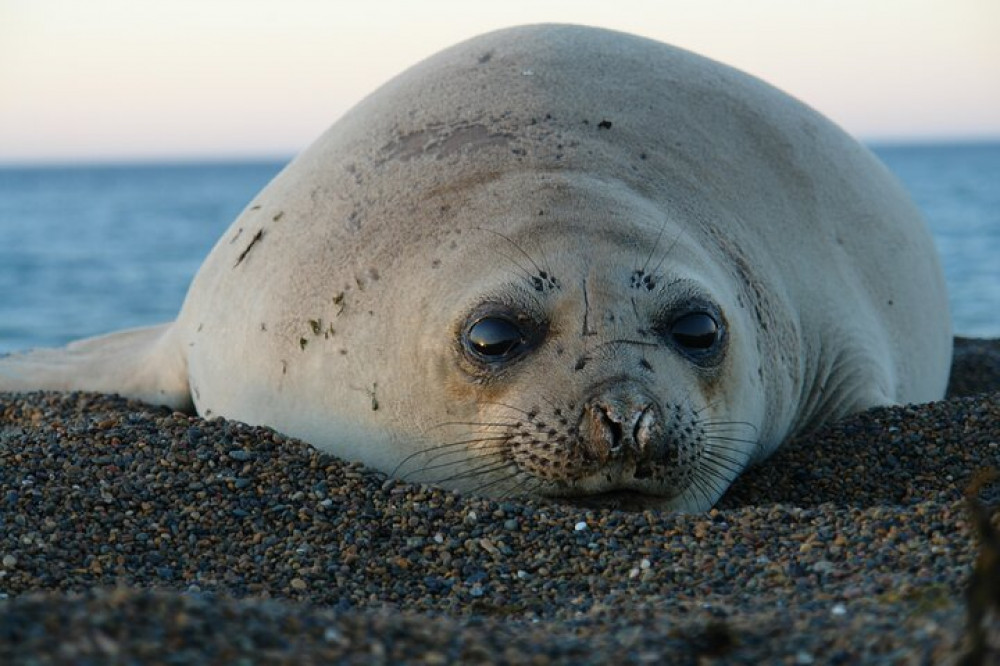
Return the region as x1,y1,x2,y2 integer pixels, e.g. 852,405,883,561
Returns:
1,337,998,664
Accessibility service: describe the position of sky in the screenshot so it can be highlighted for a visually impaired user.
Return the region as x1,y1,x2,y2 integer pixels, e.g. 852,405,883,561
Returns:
1,0,998,163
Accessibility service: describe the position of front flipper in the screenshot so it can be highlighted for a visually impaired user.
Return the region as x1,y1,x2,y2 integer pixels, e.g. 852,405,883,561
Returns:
0,323,193,412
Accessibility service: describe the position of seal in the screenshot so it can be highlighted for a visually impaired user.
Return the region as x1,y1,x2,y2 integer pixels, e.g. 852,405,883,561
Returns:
0,24,952,511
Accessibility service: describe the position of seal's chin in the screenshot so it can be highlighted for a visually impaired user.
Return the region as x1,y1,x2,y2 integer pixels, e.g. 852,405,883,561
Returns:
532,463,695,511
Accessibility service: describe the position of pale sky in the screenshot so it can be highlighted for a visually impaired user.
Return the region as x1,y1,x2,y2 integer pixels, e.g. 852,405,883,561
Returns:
1,0,998,163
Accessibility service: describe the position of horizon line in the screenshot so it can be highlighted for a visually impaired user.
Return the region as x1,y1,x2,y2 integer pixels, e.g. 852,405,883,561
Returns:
2,136,999,169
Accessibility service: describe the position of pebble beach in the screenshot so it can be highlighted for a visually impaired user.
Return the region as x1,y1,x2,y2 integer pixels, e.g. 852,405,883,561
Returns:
1,337,998,664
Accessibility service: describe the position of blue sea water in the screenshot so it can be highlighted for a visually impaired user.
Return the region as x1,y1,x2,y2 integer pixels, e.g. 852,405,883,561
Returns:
0,143,997,355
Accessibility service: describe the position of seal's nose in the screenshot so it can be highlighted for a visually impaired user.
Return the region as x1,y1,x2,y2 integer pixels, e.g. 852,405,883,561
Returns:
582,390,659,463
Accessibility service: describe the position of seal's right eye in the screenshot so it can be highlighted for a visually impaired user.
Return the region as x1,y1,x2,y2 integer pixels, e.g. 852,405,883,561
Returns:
670,312,720,351
466,317,525,360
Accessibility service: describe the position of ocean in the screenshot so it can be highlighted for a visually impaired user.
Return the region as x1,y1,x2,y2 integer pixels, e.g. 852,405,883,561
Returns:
0,143,997,355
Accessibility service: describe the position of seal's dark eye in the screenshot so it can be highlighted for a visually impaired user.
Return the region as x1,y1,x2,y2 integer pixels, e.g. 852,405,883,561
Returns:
671,312,719,350
467,317,525,359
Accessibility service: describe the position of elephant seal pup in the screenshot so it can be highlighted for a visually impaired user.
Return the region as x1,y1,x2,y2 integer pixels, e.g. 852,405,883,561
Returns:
0,24,952,511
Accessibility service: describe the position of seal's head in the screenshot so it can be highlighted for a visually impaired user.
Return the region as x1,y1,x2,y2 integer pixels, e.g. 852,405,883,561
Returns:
390,171,767,512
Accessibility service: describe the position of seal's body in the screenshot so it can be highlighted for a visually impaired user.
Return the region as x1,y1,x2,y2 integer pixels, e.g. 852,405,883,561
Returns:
0,25,951,510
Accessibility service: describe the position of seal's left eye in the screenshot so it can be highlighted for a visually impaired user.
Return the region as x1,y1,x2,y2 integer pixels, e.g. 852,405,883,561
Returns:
671,312,719,350
467,317,525,359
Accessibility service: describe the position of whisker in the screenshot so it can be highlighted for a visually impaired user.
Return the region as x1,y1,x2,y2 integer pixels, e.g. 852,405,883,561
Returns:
688,472,715,511
411,435,508,466
705,439,754,460
704,432,758,444
416,452,507,479
692,398,721,416
469,466,525,495
702,418,758,430
702,449,754,467
701,433,758,446
699,454,745,478
701,460,735,492
712,438,750,457
700,456,744,477
649,229,683,278
434,458,513,484
478,401,540,419
638,219,669,275
705,436,758,448
697,472,729,507
422,439,508,468
494,249,538,284
391,435,510,476
702,418,758,434
474,227,550,283
421,435,514,455
427,419,523,431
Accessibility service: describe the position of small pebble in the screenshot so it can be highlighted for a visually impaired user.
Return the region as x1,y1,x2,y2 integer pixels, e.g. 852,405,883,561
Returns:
0,337,996,663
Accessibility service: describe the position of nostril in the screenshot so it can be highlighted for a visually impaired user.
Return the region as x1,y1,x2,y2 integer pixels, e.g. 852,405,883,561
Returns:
599,407,625,449
633,405,655,451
